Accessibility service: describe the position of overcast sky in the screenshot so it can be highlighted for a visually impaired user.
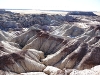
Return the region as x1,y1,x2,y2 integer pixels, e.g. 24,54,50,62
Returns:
0,0,100,11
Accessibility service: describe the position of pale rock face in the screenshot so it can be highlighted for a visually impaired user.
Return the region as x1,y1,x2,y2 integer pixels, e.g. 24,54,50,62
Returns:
63,26,84,37
0,30,15,41
87,36,100,45
21,72,47,75
8,42,21,48
43,66,61,75
27,49,45,59
0,41,21,53
70,65,100,75
9,57,45,73
0,70,20,75
42,50,64,66
0,41,46,74
95,30,100,36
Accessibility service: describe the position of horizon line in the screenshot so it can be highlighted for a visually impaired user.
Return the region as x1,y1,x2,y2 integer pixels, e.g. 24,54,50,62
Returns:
1,9,98,12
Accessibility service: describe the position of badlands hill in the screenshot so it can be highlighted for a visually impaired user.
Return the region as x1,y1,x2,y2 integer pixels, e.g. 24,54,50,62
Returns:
0,10,100,75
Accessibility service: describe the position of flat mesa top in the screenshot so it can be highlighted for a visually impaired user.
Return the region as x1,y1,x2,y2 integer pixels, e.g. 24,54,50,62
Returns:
9,10,67,15
9,10,100,16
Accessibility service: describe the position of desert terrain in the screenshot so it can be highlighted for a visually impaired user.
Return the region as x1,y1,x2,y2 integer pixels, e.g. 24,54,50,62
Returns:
9,9,68,15
10,9,100,15
0,9,100,75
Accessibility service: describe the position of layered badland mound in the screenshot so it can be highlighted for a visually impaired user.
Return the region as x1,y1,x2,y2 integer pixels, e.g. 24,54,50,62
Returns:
0,10,100,75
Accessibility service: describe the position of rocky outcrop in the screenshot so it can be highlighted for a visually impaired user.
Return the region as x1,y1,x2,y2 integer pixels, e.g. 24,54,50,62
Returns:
11,27,100,71
0,9,13,14
0,40,46,74
0,11,67,31
67,11,97,16
4,24,99,74
21,72,47,75
52,65,100,75
43,66,61,75
0,45,46,73
63,25,84,37
70,65,100,75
